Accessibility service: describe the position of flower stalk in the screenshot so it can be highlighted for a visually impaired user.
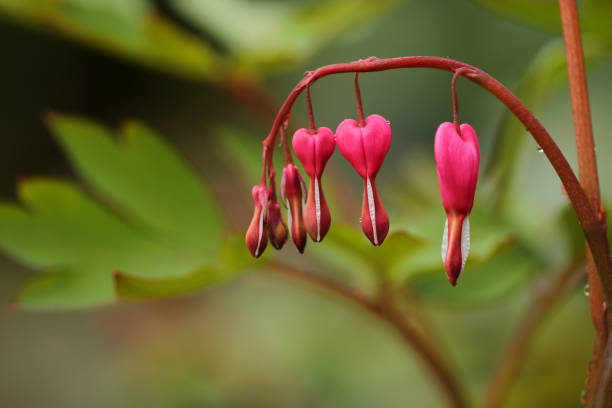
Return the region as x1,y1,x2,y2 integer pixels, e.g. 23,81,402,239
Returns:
558,0,610,406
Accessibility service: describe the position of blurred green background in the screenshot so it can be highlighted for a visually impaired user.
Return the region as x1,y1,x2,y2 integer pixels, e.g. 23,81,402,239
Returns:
0,0,611,407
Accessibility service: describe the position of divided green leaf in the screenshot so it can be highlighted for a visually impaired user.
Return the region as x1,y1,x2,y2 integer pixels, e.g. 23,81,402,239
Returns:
0,115,229,309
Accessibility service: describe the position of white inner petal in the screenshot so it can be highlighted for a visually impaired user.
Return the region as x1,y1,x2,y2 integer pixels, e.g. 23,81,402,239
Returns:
366,177,378,245
286,199,293,240
461,216,470,272
256,206,265,257
441,218,448,261
315,177,321,241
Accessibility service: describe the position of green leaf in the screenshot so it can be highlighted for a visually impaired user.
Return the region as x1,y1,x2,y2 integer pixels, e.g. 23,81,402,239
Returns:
14,268,113,310
0,0,224,82
0,116,229,309
0,178,145,269
114,267,226,300
49,114,223,253
114,231,256,300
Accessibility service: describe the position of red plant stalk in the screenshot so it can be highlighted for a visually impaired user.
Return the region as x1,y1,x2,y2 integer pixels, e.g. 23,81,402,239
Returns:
559,1,610,406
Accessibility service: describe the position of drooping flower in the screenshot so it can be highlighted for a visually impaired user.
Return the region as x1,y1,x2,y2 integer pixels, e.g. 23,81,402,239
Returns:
245,184,271,258
336,114,391,245
292,127,336,242
281,163,308,252
434,122,480,286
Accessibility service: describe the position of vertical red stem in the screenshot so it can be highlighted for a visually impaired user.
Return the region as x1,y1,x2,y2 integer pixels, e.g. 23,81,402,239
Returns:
559,1,609,406
355,73,366,127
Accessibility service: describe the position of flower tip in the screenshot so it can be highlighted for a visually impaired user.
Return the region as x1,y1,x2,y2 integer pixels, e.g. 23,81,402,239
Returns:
304,176,331,243
360,177,389,246
441,214,470,286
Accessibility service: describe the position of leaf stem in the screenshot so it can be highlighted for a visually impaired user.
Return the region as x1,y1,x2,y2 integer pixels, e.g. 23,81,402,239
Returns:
267,261,468,408
480,261,585,408
559,1,609,406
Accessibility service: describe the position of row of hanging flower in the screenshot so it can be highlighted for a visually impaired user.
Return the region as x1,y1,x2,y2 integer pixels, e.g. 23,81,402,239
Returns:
246,74,480,286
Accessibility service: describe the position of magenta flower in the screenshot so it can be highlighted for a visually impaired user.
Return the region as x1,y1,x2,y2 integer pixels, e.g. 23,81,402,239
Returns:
281,163,308,253
336,114,391,246
245,184,271,258
292,127,336,242
434,122,480,286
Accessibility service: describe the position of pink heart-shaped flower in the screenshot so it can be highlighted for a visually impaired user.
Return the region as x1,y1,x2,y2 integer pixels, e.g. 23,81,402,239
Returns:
335,114,392,246
434,122,480,286
292,127,336,242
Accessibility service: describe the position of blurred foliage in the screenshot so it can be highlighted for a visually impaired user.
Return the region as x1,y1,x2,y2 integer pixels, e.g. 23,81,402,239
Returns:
472,0,612,49
0,114,235,309
0,0,397,82
485,37,607,212
0,0,224,82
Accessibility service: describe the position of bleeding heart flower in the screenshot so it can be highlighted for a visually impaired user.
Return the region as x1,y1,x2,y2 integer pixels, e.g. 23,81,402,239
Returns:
292,127,336,242
434,122,480,286
336,114,391,246
245,184,271,258
281,163,308,253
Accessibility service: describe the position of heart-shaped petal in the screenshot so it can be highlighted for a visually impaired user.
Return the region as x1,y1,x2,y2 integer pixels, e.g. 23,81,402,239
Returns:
434,122,480,214
292,127,336,177
336,114,391,178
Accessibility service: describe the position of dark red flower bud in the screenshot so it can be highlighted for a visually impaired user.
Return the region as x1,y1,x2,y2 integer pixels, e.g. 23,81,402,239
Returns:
268,202,288,249
335,114,391,246
245,184,271,258
292,127,335,242
281,163,307,253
